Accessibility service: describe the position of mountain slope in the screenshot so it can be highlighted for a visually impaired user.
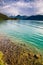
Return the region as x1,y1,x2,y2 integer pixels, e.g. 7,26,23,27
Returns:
0,13,8,20
27,15,43,20
10,15,43,20
0,13,43,20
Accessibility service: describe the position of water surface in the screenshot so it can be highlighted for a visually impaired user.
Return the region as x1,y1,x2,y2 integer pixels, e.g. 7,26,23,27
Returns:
0,20,43,55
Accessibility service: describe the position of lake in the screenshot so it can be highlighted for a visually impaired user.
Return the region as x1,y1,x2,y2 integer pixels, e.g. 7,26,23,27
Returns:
0,20,43,55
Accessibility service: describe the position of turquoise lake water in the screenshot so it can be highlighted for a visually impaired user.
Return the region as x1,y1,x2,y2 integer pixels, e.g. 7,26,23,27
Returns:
0,20,43,55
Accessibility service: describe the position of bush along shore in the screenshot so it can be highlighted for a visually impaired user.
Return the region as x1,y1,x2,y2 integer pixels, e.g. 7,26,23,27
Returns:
0,36,43,65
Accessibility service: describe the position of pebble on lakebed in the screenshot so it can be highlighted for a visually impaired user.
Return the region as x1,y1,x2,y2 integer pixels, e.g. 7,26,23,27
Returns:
0,36,43,65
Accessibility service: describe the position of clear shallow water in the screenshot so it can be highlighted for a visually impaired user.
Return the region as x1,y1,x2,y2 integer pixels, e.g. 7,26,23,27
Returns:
0,20,43,54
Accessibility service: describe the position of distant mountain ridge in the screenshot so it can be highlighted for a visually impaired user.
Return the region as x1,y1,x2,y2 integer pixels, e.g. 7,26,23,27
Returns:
27,15,43,20
0,13,43,20
10,15,43,20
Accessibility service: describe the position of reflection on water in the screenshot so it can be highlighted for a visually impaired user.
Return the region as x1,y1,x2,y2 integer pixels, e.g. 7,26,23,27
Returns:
0,20,43,54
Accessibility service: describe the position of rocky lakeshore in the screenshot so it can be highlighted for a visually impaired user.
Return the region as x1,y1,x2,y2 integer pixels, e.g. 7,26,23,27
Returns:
0,36,43,65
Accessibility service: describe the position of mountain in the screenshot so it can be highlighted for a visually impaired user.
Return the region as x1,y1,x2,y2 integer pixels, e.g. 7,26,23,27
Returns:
0,13,8,20
0,13,43,20
10,15,43,20
0,13,18,20
14,15,28,20
27,15,43,20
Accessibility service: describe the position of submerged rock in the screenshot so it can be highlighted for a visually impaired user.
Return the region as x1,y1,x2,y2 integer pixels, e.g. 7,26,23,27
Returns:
33,54,40,59
0,36,43,65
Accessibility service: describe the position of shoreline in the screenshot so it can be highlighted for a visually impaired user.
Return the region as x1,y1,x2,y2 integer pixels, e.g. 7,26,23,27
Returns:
0,35,43,65
0,34,43,54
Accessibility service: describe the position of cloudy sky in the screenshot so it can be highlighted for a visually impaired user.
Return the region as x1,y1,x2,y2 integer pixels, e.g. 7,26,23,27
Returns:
0,0,43,16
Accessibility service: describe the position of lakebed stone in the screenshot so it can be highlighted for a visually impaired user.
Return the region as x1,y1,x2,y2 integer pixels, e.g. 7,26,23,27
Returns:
0,36,43,65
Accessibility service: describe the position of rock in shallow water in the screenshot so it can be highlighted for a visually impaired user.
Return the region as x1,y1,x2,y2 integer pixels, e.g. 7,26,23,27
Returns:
0,36,43,65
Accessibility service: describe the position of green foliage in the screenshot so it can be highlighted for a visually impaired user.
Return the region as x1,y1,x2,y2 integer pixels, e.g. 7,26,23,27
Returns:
0,13,8,20
0,13,18,20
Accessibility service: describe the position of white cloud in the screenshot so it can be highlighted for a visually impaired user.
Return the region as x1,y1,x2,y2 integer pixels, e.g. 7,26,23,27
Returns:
0,0,43,16
0,1,33,16
2,1,33,8
15,2,32,8
34,0,43,15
